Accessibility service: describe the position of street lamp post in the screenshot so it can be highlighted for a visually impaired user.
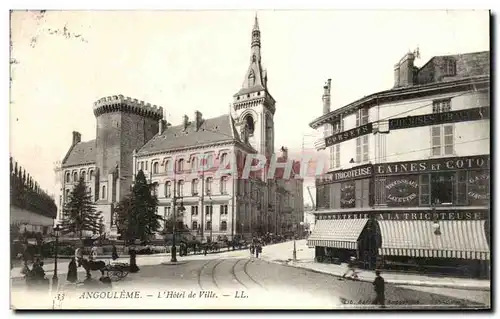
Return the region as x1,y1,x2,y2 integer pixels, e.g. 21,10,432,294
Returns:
292,221,304,262
171,200,185,263
52,224,60,289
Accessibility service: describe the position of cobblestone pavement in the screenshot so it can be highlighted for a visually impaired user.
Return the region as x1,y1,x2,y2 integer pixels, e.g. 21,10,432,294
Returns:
11,256,489,310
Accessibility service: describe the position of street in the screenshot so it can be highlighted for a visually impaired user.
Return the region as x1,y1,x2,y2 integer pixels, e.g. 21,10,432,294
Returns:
11,253,490,310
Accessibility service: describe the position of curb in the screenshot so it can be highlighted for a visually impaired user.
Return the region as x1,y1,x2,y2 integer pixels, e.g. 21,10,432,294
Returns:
264,259,490,292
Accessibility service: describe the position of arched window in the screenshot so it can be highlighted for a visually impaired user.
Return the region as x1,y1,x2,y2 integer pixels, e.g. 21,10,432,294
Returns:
220,176,228,194
65,172,70,183
152,183,158,197
165,181,172,198
206,177,213,195
245,116,255,135
177,180,184,197
177,159,184,172
191,156,198,173
205,154,214,171
153,162,159,174
73,172,78,182
101,185,106,199
89,170,94,181
220,221,227,231
192,221,198,230
164,159,172,174
206,221,212,230
192,179,199,195
220,153,228,169
81,171,86,182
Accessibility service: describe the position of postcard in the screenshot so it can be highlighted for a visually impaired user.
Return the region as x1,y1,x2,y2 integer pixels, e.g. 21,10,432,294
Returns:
9,9,491,310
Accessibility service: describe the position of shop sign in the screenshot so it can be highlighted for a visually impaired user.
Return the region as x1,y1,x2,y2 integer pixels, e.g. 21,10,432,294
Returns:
317,210,487,221
325,123,373,147
385,176,419,206
331,164,373,182
374,155,489,175
388,107,490,130
340,181,355,208
468,171,490,201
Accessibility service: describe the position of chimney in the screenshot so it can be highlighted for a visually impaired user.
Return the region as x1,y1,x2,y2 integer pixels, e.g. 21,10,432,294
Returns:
158,119,166,135
394,52,416,87
72,131,81,145
322,79,331,115
183,115,189,130
194,111,203,131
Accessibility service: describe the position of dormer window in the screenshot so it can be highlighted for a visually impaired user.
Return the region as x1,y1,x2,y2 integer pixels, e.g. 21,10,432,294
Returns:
248,70,256,86
444,58,456,77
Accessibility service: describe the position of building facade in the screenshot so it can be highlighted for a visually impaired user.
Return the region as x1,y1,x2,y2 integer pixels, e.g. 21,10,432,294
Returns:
54,17,303,241
308,50,490,277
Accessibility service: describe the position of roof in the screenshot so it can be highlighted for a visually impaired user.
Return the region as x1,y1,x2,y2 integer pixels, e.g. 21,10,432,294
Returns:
62,140,96,167
310,50,490,129
138,114,246,155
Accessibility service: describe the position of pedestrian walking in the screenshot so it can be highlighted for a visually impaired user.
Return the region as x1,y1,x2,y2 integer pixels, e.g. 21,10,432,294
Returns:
67,257,78,283
111,244,119,260
255,244,262,258
372,270,385,307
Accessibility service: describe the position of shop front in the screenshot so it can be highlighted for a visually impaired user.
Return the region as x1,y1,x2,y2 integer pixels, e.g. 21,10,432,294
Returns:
372,154,490,278
309,164,376,267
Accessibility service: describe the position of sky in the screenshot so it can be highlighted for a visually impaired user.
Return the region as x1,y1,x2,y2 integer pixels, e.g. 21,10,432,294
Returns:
9,10,490,203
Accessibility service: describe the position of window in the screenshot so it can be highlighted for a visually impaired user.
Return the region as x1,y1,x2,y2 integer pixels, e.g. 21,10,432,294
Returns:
65,172,70,183
431,172,454,204
206,155,214,170
356,135,369,163
206,221,212,230
164,160,171,173
220,204,228,215
191,157,198,173
431,101,454,157
191,205,199,216
153,162,159,174
177,180,184,197
206,177,213,195
73,172,78,182
456,171,468,205
220,176,228,194
356,108,369,127
419,174,430,205
444,59,456,76
164,206,171,219
192,179,199,195
220,153,228,169
152,183,158,197
101,185,106,199
245,116,255,135
165,181,172,197
220,221,227,231
192,221,198,230
145,161,149,171
205,205,213,216
81,171,86,181
89,170,94,181
177,159,184,172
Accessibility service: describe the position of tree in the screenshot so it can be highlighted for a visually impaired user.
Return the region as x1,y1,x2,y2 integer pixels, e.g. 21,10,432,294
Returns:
115,170,162,243
60,177,101,241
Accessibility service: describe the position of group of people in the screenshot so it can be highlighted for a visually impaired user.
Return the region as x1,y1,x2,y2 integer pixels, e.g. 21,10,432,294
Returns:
249,238,263,258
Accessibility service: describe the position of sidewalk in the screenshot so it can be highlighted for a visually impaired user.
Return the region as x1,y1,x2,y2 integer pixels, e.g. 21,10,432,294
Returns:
259,240,490,291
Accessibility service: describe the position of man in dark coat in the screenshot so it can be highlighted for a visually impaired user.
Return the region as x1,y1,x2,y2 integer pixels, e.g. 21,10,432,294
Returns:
111,244,119,260
67,257,78,283
129,246,140,273
372,270,385,307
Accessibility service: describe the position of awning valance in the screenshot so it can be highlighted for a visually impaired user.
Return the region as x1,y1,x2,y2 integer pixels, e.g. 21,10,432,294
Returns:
378,220,490,260
307,218,369,250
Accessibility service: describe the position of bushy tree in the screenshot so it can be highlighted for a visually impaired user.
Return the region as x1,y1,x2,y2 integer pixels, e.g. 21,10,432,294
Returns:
60,177,101,241
115,170,162,243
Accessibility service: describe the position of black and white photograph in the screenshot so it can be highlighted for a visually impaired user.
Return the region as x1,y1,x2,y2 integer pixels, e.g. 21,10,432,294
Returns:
8,8,491,310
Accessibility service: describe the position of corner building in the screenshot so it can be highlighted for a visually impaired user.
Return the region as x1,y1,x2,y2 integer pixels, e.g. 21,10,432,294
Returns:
308,50,490,278
54,17,303,241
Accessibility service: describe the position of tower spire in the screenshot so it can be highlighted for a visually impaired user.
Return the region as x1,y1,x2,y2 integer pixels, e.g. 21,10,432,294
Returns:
253,13,259,31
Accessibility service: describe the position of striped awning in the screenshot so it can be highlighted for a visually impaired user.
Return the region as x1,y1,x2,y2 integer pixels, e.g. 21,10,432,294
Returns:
378,220,490,260
307,218,369,250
